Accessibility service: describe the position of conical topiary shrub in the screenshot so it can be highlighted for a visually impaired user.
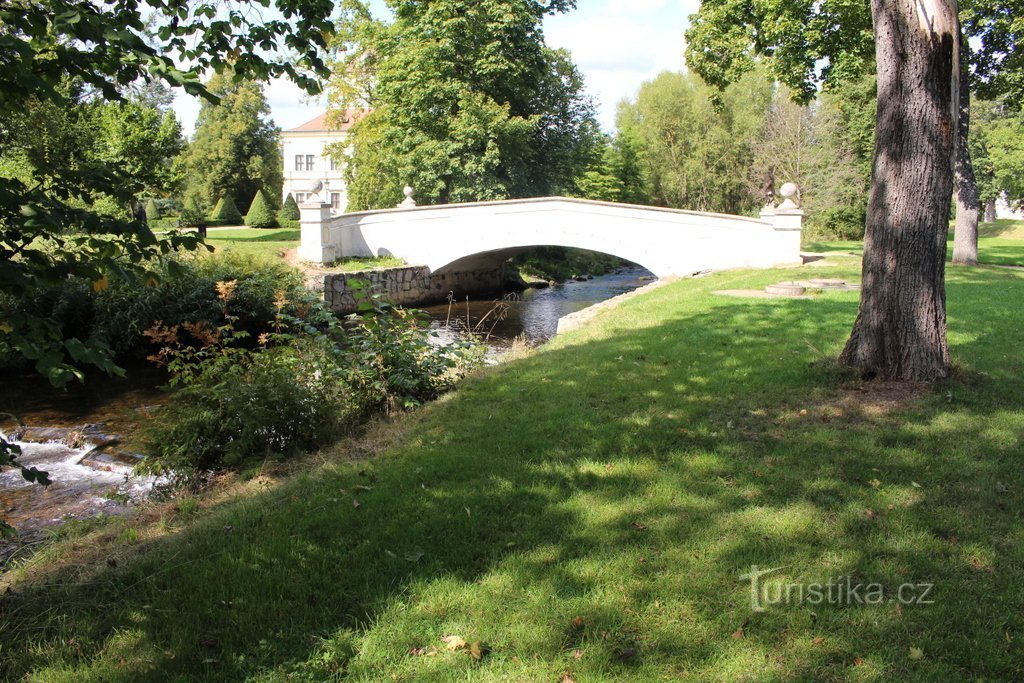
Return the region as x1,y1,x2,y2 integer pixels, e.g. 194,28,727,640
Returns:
144,198,161,221
244,190,278,229
280,192,300,220
209,196,243,224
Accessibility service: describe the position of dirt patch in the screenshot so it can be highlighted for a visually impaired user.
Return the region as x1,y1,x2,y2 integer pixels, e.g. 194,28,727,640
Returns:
779,381,927,427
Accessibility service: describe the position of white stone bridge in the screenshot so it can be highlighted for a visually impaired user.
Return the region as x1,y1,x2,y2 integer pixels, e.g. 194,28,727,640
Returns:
298,196,803,306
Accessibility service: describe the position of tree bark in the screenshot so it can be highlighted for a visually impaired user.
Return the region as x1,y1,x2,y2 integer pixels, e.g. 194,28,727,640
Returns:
839,0,959,381
984,197,996,223
952,47,980,265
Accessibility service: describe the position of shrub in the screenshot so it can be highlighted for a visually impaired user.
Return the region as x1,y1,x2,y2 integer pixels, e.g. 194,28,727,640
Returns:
180,195,209,227
144,198,161,221
209,196,243,224
244,190,278,229
91,252,310,358
143,282,483,470
280,192,300,220
145,335,360,470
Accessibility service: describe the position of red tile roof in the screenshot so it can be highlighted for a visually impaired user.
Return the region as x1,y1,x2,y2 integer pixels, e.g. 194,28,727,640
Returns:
285,109,367,133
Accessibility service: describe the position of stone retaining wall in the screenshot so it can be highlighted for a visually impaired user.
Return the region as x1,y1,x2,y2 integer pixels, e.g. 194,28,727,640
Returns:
322,266,505,314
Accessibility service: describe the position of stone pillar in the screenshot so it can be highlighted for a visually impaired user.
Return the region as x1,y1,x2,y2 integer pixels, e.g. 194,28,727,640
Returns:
298,202,334,264
761,182,804,264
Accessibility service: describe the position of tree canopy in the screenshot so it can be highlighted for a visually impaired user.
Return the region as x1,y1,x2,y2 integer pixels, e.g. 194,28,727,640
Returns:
180,74,282,213
329,0,598,209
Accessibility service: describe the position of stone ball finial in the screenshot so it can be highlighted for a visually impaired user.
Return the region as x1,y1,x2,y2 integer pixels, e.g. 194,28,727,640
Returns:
778,182,800,209
307,180,324,200
398,185,417,208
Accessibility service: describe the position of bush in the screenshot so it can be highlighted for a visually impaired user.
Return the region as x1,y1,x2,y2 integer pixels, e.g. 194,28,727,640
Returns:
209,196,243,224
144,198,161,221
143,284,483,470
91,253,310,358
180,195,209,227
244,190,278,229
278,218,299,231
280,192,300,220
145,336,360,470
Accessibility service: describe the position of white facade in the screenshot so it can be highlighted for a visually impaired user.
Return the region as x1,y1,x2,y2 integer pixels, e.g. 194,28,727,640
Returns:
280,112,363,216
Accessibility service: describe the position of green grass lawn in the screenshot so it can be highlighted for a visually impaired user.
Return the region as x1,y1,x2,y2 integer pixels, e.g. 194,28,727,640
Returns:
805,218,1024,266
3,254,1024,680
203,228,300,259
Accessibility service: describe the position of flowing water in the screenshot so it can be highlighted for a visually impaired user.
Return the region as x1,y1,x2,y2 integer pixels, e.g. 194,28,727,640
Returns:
0,368,169,562
421,266,655,348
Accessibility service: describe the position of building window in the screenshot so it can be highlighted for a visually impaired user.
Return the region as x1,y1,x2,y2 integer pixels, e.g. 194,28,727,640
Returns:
305,154,315,171
330,193,341,211
294,155,304,171
329,156,339,172
295,192,306,204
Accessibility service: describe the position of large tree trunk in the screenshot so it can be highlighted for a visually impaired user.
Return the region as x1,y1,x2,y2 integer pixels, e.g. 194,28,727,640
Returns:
952,48,980,265
984,197,996,223
839,0,959,381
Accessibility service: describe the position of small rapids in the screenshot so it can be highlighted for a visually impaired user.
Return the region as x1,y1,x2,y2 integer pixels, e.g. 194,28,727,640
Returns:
1,429,167,562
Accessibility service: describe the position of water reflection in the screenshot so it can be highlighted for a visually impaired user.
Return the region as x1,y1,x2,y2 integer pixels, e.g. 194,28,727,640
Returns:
421,266,655,348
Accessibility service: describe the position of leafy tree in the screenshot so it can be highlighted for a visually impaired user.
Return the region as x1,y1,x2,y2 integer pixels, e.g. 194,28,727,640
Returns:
977,101,1024,208
281,193,301,220
750,86,870,239
245,190,278,229
180,74,282,212
687,0,962,380
145,199,161,221
330,0,596,209
210,196,243,224
0,0,334,523
615,70,771,215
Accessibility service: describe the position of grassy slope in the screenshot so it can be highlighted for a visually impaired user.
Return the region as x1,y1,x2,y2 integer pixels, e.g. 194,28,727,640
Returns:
3,257,1024,681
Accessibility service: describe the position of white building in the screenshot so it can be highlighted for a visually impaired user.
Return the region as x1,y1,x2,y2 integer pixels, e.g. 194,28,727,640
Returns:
280,110,364,215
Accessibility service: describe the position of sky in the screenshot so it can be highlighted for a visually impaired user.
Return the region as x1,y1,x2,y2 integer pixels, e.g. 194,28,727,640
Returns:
172,0,697,137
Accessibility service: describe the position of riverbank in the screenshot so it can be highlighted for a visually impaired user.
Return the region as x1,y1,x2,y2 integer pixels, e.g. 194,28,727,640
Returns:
3,254,1024,680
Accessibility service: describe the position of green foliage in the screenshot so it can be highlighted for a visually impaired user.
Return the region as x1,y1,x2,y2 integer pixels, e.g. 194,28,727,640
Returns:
973,99,1024,207
752,84,871,239
574,133,649,204
245,190,278,229
512,247,627,281
145,199,161,221
615,70,771,215
963,0,1024,105
280,193,301,220
180,73,282,212
209,196,243,224
0,0,335,508
144,283,482,470
331,0,597,210
146,334,361,470
0,253,309,365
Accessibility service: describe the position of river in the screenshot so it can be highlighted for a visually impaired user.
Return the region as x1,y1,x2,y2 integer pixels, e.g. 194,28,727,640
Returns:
420,266,655,348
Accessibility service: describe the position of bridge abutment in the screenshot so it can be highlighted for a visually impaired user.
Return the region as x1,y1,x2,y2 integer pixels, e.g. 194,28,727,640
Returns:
321,265,510,315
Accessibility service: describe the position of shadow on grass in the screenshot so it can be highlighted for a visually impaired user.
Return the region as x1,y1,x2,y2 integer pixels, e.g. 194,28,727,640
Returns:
2,269,1024,680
